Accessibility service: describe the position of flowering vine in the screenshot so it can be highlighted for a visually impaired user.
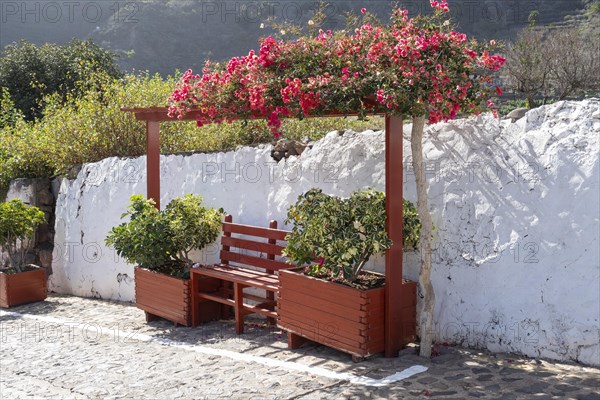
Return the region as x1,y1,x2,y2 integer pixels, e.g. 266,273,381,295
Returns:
168,2,505,137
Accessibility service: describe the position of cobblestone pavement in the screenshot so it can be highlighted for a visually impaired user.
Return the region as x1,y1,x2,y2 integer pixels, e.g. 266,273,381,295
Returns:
1,295,598,400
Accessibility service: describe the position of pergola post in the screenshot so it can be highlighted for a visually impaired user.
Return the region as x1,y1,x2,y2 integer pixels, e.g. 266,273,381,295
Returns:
146,120,161,209
385,114,404,357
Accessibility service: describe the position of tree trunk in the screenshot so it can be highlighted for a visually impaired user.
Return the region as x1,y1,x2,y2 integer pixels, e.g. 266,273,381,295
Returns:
410,116,436,358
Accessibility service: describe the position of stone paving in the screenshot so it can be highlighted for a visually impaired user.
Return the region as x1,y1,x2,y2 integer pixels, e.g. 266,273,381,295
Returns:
0,295,598,399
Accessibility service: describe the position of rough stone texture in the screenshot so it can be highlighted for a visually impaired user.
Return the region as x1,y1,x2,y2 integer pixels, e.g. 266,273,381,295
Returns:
46,100,600,366
271,139,309,161
505,107,528,123
3,178,55,270
1,295,599,399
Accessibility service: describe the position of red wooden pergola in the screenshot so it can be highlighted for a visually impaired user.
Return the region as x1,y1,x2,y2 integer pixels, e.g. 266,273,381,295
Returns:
122,107,408,357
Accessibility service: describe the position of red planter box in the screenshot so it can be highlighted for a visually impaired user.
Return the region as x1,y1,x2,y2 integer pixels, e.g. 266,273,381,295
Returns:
134,267,222,327
0,267,47,308
278,269,416,358
135,267,192,326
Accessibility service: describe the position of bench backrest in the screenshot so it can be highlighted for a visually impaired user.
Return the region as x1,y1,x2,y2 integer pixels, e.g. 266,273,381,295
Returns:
220,215,292,274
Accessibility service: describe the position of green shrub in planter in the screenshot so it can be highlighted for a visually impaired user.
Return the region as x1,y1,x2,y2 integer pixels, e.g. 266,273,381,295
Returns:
105,194,224,278
283,188,420,285
0,199,46,273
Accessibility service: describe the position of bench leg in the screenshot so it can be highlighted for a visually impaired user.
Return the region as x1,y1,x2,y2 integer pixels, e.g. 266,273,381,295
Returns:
145,311,159,323
266,290,276,325
234,282,244,335
222,280,233,320
287,332,307,349
191,276,198,327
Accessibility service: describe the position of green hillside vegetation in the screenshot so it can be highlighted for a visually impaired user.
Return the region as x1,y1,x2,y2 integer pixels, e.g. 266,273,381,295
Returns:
0,70,383,191
0,39,123,121
0,1,589,76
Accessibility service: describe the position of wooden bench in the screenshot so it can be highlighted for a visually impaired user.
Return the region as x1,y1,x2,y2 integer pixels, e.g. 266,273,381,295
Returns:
190,215,293,334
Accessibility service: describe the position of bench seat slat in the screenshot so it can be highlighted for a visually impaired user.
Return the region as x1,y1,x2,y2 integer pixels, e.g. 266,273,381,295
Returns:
206,264,280,282
192,265,279,291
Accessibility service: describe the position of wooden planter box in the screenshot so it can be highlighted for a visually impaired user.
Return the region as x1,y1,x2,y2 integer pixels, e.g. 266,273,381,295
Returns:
135,267,190,326
0,267,47,308
277,269,416,359
135,267,223,327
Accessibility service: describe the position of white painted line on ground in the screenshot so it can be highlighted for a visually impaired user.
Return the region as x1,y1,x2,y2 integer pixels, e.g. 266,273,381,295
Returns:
0,310,428,387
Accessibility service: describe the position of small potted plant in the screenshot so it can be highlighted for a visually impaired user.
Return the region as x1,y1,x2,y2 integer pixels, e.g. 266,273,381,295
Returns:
278,188,420,359
0,199,47,308
106,194,224,326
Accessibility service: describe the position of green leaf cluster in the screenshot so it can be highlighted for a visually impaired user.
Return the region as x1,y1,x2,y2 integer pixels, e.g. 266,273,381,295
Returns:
0,39,122,122
0,88,24,128
105,194,224,278
0,199,46,272
283,188,420,283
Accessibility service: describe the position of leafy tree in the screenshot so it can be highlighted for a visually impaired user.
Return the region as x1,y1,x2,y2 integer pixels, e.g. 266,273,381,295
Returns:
545,27,599,100
505,28,548,108
0,39,122,121
284,189,392,282
284,188,421,283
105,195,173,271
505,10,600,107
0,87,23,128
165,195,224,264
105,195,224,278
0,199,46,273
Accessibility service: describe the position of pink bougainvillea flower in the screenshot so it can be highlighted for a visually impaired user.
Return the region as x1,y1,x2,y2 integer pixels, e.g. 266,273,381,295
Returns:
430,0,449,13
167,1,504,137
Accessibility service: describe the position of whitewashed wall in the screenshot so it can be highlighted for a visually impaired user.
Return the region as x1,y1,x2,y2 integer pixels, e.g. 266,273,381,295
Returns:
48,100,599,365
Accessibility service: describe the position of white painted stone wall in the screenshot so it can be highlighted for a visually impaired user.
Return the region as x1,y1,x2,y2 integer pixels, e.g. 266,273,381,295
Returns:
49,99,599,365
